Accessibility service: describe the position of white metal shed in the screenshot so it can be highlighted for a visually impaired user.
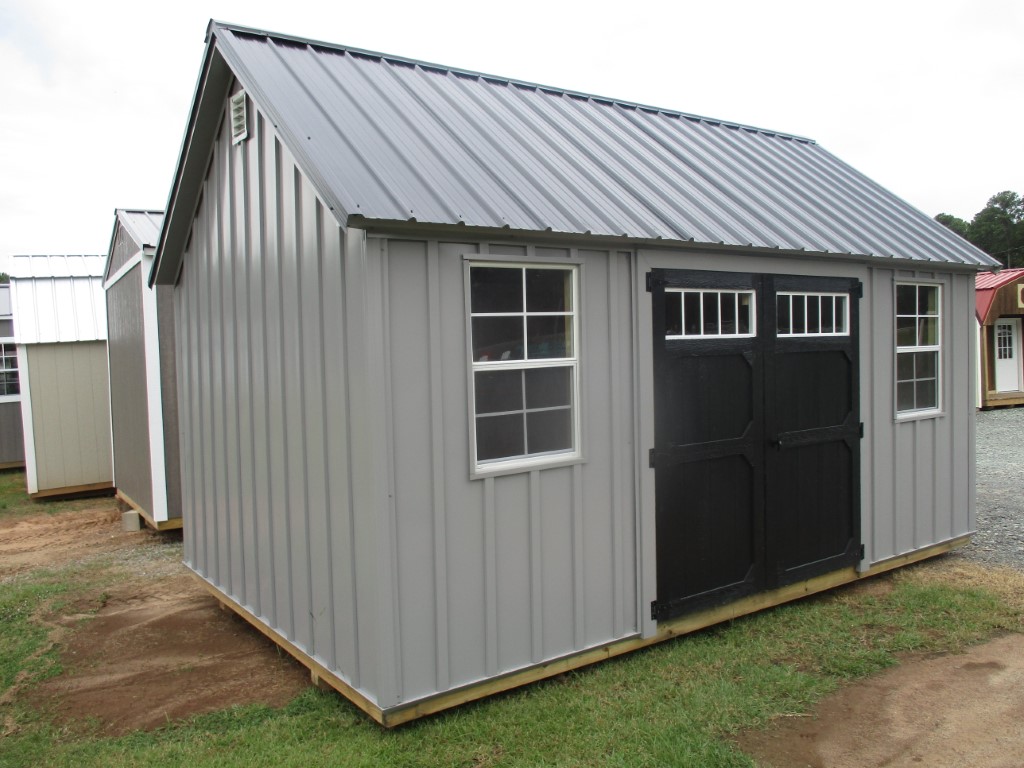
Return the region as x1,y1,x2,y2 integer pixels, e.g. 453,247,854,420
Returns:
11,255,113,497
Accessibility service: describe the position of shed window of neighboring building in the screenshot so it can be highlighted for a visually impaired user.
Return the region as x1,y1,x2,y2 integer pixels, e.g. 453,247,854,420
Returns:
895,283,940,415
468,264,579,470
0,343,19,396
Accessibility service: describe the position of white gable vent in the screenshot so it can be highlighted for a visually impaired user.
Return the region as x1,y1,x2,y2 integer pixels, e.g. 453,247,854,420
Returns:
230,91,248,144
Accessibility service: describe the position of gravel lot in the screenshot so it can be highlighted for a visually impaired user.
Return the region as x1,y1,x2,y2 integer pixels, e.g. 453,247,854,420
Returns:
961,407,1024,570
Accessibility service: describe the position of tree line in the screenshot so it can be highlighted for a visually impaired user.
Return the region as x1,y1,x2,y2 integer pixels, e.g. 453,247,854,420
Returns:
935,191,1024,268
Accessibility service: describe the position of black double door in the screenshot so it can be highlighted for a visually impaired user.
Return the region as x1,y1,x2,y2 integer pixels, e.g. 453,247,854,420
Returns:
651,269,861,622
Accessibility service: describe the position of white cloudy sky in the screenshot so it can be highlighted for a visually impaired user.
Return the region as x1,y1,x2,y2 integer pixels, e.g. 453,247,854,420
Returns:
0,0,1021,273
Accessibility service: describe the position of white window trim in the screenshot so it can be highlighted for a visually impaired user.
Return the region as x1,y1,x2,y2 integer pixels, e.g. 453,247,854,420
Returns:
894,281,943,421
664,288,757,340
465,260,583,477
0,339,20,402
776,291,851,337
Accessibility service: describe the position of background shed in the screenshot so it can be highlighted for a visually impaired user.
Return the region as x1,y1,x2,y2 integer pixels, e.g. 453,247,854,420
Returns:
104,209,181,529
152,21,999,726
0,283,25,468
976,268,1024,408
10,255,113,497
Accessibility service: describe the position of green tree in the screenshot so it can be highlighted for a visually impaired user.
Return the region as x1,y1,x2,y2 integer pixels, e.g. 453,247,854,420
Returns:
969,191,1024,267
934,212,970,239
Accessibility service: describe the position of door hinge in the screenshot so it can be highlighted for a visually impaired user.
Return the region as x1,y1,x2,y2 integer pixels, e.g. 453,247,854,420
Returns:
853,281,864,299
859,422,865,439
648,448,656,468
650,601,662,621
646,272,655,292
859,544,866,560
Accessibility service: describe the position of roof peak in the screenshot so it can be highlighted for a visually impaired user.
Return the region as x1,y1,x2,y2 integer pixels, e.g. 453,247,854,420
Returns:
208,19,816,145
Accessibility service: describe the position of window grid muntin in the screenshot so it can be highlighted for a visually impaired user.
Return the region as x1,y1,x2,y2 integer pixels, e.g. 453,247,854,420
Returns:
0,343,19,396
997,324,1014,360
665,288,756,339
469,264,580,468
895,283,941,415
776,291,850,337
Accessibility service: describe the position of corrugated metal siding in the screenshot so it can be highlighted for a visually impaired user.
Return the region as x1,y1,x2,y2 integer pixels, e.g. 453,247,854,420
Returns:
25,342,113,492
0,402,24,464
106,264,154,514
177,96,639,710
209,22,995,269
156,285,182,519
10,255,107,344
117,210,163,251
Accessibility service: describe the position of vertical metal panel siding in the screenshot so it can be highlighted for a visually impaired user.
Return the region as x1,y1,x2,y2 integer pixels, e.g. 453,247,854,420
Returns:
384,239,637,704
864,267,973,563
156,286,182,518
26,342,112,491
106,264,154,513
176,100,370,702
0,402,24,464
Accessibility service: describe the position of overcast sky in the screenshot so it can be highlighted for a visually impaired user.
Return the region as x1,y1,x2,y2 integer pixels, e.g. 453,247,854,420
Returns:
1,0,1021,273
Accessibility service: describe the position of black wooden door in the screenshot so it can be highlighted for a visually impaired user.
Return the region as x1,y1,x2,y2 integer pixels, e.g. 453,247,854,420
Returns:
651,269,860,622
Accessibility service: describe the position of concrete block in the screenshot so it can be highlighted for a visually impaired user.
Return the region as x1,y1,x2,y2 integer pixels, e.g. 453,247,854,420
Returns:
121,510,141,532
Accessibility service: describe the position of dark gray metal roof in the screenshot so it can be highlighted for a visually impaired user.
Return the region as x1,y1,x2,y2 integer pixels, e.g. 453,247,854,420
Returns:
154,21,998,281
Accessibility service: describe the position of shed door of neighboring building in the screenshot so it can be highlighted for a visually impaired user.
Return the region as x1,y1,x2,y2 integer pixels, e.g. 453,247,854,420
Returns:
994,319,1021,393
650,269,862,622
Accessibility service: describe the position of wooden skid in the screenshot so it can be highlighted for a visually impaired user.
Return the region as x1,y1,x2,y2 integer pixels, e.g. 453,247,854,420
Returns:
981,391,1024,409
195,536,968,728
116,489,184,531
30,481,114,500
0,460,26,470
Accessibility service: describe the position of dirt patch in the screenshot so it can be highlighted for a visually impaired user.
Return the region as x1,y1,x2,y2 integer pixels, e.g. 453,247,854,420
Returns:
4,505,310,736
28,571,310,736
736,632,1024,768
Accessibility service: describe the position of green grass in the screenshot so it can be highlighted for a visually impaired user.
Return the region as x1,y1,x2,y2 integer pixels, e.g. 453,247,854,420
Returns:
2,556,1021,768
0,469,114,520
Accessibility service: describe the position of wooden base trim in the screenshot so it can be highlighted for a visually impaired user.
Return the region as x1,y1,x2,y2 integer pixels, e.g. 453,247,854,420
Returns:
31,481,114,500
193,536,969,728
116,490,183,531
0,460,25,470
190,573,387,725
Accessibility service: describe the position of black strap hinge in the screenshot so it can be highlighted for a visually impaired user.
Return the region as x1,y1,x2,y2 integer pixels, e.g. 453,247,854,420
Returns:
859,422,865,439
648,448,656,468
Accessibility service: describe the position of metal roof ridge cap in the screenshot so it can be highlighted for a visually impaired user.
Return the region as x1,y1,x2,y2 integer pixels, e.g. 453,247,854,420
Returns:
209,19,816,144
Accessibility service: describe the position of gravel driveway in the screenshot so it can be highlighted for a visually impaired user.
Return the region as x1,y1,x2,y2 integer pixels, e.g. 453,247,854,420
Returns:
960,408,1024,570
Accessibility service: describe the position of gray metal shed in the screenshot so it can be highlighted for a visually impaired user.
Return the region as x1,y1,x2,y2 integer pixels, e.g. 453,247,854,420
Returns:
104,209,181,529
152,20,1000,726
0,283,25,468
11,255,113,498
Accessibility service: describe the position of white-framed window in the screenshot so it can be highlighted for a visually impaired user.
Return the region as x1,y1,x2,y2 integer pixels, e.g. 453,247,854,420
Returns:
664,289,756,339
777,292,849,337
468,263,579,470
895,282,941,416
0,342,19,397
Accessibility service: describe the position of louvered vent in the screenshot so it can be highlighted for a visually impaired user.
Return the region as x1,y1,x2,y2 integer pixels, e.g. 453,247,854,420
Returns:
230,91,248,144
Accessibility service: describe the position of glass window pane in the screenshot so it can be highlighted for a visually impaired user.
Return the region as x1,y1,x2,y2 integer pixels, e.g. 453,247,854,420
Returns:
896,284,916,315
820,297,834,333
477,413,525,461
792,295,805,334
665,292,682,336
777,295,791,334
526,408,572,454
807,296,821,334
720,292,736,334
916,351,937,379
897,381,916,411
527,316,572,359
897,352,915,381
916,379,937,410
525,269,571,312
702,293,720,335
738,293,752,334
474,370,523,414
683,292,701,335
470,267,522,313
835,297,847,333
525,366,571,409
896,317,916,347
918,286,938,315
472,316,524,362
918,318,938,346
0,320,12,337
